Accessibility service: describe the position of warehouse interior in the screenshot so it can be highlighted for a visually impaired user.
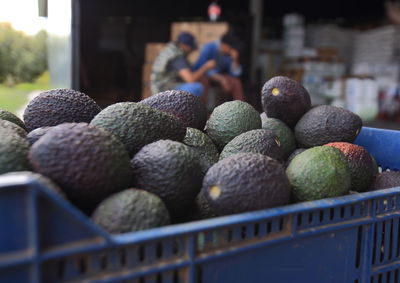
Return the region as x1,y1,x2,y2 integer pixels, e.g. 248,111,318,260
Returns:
47,0,400,128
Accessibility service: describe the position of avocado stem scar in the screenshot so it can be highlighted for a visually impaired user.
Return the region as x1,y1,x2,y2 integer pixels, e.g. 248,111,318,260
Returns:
209,185,221,199
272,88,280,96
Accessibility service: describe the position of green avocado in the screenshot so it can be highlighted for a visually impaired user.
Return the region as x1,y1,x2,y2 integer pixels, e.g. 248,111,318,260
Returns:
23,89,101,132
92,188,170,234
261,115,296,159
0,119,27,138
261,76,311,128
295,105,362,148
0,131,30,174
0,108,26,130
286,146,351,202
91,102,186,157
202,153,291,216
206,100,261,150
219,129,283,161
183,127,219,175
286,148,306,166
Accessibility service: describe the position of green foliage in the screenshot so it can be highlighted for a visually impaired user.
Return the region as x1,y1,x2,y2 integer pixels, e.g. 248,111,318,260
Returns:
0,23,47,85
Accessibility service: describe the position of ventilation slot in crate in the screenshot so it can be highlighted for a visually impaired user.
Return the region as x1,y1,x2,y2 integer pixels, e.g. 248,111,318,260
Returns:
296,201,368,230
370,268,399,283
375,195,400,215
43,236,187,282
197,216,289,253
372,218,400,267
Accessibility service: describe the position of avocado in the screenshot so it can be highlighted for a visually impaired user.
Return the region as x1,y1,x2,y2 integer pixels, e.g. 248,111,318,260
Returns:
202,153,291,216
261,76,311,128
370,154,379,177
206,101,261,150
286,148,306,166
140,90,207,130
187,192,218,221
92,188,170,234
183,127,219,175
369,171,400,191
23,89,101,132
219,129,283,161
0,119,27,138
261,115,296,159
295,105,362,148
1,171,66,199
325,142,375,192
286,146,351,202
90,102,186,157
26,127,53,145
0,131,30,174
131,140,203,219
29,123,132,209
0,109,26,130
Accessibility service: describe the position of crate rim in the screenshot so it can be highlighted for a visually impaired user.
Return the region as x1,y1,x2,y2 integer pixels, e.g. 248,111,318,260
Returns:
3,171,398,246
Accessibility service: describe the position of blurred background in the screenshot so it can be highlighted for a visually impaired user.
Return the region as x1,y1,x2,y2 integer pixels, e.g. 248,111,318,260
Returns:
0,0,400,129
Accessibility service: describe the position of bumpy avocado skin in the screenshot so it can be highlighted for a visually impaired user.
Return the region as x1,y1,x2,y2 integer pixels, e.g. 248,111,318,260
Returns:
140,90,207,130
29,123,132,208
90,102,186,157
286,146,351,202
0,132,30,174
369,171,400,191
131,140,203,219
261,115,296,159
219,129,283,161
202,153,291,216
183,127,219,175
0,109,26,130
186,192,218,221
295,105,362,148
325,142,375,192
92,188,170,234
26,127,53,145
286,148,306,166
23,88,101,132
206,101,261,150
0,119,27,138
261,76,311,128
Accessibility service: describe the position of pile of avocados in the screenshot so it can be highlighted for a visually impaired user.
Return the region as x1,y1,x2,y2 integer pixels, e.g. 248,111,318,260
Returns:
0,78,399,235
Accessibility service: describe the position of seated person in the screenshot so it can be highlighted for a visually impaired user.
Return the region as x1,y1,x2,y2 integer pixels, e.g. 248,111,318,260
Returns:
150,32,215,97
192,32,245,102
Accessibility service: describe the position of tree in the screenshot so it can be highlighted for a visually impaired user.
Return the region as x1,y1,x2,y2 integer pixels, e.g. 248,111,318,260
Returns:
0,23,47,85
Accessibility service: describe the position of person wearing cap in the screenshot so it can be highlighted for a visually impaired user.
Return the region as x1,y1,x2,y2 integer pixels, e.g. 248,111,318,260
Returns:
150,32,216,97
192,32,245,102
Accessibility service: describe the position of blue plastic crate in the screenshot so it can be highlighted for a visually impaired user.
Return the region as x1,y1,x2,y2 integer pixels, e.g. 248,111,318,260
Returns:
1,126,400,283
